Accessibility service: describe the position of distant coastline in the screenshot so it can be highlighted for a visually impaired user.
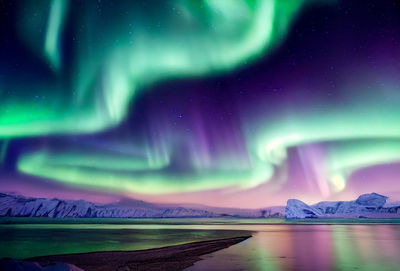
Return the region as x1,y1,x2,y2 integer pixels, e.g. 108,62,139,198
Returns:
2,192,400,221
0,193,284,219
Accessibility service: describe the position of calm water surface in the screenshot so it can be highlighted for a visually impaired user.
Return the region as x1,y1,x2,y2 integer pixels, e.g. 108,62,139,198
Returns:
1,218,400,270
188,224,400,271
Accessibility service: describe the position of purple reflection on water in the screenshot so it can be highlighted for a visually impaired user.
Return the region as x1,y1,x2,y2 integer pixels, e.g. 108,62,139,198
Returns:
187,225,400,271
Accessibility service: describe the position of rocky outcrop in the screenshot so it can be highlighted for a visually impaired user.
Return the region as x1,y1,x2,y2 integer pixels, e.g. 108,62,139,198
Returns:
286,193,400,219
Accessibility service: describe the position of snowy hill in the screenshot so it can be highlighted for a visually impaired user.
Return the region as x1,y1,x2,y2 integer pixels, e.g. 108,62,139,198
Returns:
0,193,284,219
286,193,400,219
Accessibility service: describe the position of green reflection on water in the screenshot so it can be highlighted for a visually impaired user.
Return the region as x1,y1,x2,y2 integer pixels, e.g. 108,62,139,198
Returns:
0,226,250,259
2,218,400,265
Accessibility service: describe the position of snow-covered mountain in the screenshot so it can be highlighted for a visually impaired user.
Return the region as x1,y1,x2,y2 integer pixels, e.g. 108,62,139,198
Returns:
0,193,284,218
285,199,323,219
286,193,400,219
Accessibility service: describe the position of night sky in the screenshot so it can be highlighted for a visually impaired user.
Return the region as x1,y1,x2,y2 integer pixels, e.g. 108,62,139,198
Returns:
1,0,400,208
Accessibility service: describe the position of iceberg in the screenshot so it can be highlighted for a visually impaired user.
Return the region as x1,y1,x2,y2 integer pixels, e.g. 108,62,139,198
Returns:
286,193,400,219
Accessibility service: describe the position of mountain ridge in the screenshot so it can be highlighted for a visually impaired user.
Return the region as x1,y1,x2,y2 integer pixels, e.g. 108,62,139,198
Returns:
0,193,284,219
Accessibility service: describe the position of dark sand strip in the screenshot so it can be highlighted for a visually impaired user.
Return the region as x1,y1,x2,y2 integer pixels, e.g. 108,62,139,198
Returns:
28,236,251,271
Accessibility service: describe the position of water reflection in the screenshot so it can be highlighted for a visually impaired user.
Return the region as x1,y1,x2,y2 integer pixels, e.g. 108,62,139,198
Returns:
187,225,400,271
1,221,400,270
0,227,249,259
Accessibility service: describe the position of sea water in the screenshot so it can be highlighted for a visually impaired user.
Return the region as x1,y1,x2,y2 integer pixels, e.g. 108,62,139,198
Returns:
1,218,400,270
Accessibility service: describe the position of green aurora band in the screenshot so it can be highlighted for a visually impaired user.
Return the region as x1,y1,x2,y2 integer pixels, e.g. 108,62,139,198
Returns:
7,0,400,197
252,80,400,192
8,0,310,194
2,0,305,137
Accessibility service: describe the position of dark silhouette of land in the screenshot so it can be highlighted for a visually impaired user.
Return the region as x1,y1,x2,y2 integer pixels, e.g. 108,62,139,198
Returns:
28,236,251,271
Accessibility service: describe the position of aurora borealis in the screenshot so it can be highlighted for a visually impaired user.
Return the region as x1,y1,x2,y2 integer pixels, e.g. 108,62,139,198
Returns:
1,0,400,207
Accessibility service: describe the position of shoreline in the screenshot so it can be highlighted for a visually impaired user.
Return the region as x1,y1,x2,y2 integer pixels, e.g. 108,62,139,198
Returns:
26,236,251,271
2,217,400,226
